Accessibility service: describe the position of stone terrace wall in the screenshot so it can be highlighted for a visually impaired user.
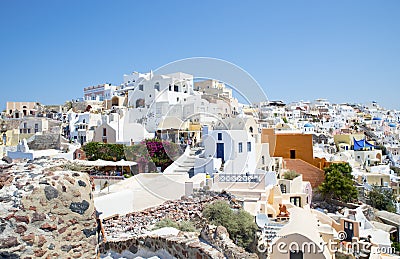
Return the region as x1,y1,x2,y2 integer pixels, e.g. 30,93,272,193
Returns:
201,225,258,259
27,134,61,150
100,225,258,259
0,159,98,258
100,232,225,259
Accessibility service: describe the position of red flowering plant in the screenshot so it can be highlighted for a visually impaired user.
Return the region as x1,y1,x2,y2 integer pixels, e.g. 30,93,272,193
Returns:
124,138,182,172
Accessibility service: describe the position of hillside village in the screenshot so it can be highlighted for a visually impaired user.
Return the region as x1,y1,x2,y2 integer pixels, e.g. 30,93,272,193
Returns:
1,70,400,259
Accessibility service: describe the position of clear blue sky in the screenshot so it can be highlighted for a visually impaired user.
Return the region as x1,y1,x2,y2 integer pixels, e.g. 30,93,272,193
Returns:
1,1,399,109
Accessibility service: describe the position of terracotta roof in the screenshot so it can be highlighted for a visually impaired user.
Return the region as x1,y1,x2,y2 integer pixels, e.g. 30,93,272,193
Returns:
284,159,325,188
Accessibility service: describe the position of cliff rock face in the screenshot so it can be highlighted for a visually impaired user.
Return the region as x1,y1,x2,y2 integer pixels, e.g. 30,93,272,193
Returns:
0,159,97,258
201,225,259,259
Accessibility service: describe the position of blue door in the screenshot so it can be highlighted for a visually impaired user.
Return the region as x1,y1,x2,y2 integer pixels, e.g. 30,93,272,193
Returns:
216,143,224,162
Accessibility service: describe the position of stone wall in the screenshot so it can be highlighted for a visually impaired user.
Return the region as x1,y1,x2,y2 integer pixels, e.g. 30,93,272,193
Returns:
201,225,259,259
100,232,225,259
101,225,258,259
0,159,98,258
27,134,61,150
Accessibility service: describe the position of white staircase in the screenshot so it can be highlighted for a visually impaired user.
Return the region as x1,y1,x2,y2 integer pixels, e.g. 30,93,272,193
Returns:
164,147,203,175
264,222,284,242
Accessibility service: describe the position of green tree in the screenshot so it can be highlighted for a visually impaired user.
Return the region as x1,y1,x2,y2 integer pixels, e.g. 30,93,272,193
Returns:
367,186,396,212
319,163,358,202
202,201,257,251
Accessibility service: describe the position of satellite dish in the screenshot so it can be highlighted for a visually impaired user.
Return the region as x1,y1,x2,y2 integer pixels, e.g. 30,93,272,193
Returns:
256,213,269,228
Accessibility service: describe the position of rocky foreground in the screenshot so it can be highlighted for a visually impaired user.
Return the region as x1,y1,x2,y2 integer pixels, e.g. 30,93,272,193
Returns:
102,190,240,240
0,158,98,258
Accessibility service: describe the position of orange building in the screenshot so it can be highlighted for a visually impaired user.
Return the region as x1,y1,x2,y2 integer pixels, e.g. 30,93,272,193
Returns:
261,128,326,188
261,128,314,164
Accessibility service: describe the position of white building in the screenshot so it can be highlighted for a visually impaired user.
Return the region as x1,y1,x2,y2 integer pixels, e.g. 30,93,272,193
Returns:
302,123,315,134
201,129,256,176
126,72,194,132
19,118,49,134
92,111,153,145
84,83,119,101
67,112,102,144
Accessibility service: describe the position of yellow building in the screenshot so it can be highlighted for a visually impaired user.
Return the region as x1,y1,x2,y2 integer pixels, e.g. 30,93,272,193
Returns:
333,133,365,151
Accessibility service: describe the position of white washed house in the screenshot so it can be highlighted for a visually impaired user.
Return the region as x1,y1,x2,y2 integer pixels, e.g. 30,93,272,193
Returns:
201,129,256,175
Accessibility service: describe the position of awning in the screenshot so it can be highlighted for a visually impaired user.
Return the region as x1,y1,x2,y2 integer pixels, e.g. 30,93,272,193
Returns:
74,159,137,167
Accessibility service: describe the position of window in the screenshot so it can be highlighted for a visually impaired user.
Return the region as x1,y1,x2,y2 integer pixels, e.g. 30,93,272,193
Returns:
280,184,287,193
290,196,301,207
238,142,243,153
103,128,107,137
136,98,145,108
169,84,172,91
247,142,251,152
174,85,179,92
154,82,160,91
139,84,144,91
218,133,222,140
34,123,39,133
262,156,265,164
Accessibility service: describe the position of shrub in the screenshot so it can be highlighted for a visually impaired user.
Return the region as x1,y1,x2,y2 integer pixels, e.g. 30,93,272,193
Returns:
283,170,299,180
153,218,197,232
367,186,396,213
154,218,179,229
124,138,183,171
178,220,197,232
202,200,257,251
82,142,125,161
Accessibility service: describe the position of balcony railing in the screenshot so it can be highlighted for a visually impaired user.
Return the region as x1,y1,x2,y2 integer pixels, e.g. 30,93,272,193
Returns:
218,174,264,183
